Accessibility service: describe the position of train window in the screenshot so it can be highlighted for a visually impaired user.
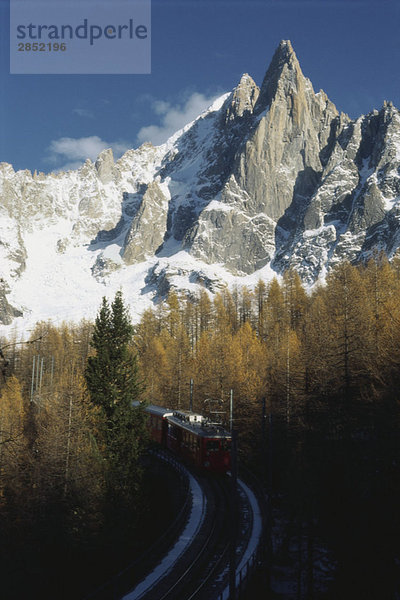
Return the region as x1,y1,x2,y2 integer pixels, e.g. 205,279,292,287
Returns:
222,439,231,451
206,440,220,451
168,424,177,439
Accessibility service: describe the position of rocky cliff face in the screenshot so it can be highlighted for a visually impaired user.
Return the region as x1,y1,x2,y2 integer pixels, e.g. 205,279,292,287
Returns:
1,40,400,327
188,41,346,275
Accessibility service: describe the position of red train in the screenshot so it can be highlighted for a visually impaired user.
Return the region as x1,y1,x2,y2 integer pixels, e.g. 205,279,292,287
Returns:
144,404,232,474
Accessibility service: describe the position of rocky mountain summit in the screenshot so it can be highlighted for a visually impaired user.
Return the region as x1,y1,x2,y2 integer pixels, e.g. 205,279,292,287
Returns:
1,40,400,327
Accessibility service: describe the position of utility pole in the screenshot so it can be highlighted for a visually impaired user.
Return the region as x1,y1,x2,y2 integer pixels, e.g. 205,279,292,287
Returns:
189,378,194,412
229,428,238,600
35,354,40,401
64,389,73,498
30,355,36,403
286,324,291,425
50,356,54,393
38,357,44,412
262,397,267,467
230,388,233,433
261,398,273,592
266,412,273,594
39,357,44,395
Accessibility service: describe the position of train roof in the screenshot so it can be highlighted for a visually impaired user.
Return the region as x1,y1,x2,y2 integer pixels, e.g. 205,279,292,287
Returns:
145,404,174,417
137,403,231,439
167,411,231,439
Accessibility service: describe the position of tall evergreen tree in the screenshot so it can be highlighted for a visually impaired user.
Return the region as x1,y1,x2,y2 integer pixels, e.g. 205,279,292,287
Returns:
85,293,141,416
85,297,114,418
85,292,146,502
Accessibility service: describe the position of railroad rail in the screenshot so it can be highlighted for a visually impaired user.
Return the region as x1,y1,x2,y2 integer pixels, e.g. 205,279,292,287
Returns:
125,465,264,600
218,478,264,600
85,450,265,600
153,473,233,600
84,450,197,600
126,453,208,600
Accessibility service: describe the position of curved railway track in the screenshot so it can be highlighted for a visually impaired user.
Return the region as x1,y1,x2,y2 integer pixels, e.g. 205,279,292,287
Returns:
130,472,231,600
86,450,264,600
158,474,233,600
127,469,260,600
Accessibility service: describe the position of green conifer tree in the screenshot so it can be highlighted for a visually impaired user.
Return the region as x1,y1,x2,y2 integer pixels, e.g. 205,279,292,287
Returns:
85,291,146,503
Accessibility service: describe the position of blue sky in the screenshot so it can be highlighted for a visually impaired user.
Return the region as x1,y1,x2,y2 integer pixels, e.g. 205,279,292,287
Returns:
1,0,399,173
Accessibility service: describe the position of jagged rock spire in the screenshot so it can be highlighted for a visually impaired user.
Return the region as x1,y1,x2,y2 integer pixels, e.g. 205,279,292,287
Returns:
255,39,304,112
225,73,260,121
95,148,115,184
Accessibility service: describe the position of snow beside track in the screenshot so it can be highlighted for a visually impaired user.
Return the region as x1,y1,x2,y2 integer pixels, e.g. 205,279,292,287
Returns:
123,469,206,600
221,478,263,600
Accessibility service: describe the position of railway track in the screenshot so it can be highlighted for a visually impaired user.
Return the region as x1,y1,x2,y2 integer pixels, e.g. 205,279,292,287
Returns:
128,468,257,600
191,475,260,600
86,450,263,600
160,474,233,600
130,472,230,600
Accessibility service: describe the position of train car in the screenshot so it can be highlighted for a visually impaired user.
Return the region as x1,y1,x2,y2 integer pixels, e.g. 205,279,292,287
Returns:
137,403,231,473
144,404,173,446
166,410,231,474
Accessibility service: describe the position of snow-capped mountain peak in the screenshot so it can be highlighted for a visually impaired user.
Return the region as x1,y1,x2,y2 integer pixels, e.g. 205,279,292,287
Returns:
1,40,400,329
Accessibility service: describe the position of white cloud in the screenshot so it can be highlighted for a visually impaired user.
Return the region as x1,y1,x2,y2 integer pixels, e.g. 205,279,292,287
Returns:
73,108,95,119
152,100,171,115
137,92,220,146
46,135,131,172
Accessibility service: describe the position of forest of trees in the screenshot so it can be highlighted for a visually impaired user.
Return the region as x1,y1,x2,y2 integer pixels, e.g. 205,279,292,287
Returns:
0,291,148,598
2,257,400,598
135,257,400,428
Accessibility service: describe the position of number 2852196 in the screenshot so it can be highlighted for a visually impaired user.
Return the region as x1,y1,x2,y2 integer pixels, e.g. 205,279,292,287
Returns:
18,43,67,51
